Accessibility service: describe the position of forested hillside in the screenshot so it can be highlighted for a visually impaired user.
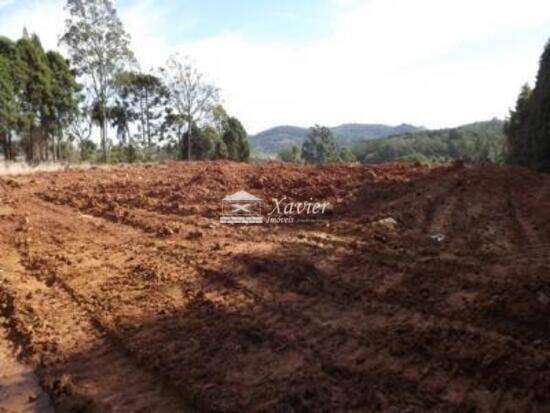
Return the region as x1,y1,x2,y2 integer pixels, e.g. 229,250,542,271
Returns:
251,123,423,154
354,119,505,164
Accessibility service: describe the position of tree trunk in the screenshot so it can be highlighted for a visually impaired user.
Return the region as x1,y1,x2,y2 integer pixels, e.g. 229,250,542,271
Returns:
29,125,34,162
187,120,192,161
144,90,150,149
101,118,107,162
1,133,7,161
100,98,108,162
7,133,12,160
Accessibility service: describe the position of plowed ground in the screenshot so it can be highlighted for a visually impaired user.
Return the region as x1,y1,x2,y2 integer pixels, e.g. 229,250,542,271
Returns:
0,161,549,412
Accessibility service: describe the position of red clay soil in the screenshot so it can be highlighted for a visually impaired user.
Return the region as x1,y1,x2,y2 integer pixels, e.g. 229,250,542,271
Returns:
0,161,549,412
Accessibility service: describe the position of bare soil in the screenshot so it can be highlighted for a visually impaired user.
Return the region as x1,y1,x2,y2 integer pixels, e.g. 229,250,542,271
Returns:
0,161,549,412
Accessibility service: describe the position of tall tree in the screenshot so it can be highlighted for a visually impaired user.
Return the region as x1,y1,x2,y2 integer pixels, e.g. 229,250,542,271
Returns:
108,103,131,144
302,125,340,164
211,104,228,137
45,51,80,160
505,39,550,171
60,0,135,161
15,36,53,161
0,37,19,160
161,55,219,161
114,71,168,151
222,117,249,161
0,56,15,160
504,84,532,165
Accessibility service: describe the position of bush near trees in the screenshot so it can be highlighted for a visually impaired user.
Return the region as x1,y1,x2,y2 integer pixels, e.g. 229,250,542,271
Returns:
278,145,302,163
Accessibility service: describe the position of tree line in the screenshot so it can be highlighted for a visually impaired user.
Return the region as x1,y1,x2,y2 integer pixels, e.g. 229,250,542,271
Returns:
278,121,505,165
0,0,250,164
505,39,550,172
353,120,506,165
0,31,79,162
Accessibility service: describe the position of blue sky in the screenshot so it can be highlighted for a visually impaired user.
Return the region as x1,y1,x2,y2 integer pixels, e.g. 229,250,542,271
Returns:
1,0,550,133
121,0,336,43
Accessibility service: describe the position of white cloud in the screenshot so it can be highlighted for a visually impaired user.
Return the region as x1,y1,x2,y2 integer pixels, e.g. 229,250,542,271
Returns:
2,0,550,133
151,0,550,132
0,0,64,49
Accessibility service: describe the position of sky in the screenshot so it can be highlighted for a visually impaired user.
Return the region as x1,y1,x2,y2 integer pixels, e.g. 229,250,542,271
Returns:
1,0,550,133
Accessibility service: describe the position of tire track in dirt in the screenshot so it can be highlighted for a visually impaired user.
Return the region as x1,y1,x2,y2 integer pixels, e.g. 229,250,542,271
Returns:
20,197,462,408
425,193,459,239
0,306,54,413
7,195,288,410
0,246,189,412
0,200,191,412
199,251,544,411
506,174,545,247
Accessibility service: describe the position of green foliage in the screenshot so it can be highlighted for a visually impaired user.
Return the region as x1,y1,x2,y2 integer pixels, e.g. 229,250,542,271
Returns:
338,147,357,163
0,56,15,131
504,84,532,165
16,36,53,161
0,1,248,166
79,139,97,161
354,120,506,164
182,123,215,161
213,139,229,160
45,50,80,160
504,39,550,171
109,143,140,164
0,55,15,160
158,107,249,162
113,71,168,150
301,125,355,164
0,32,80,162
278,145,302,163
222,117,249,161
108,103,131,143
398,152,431,165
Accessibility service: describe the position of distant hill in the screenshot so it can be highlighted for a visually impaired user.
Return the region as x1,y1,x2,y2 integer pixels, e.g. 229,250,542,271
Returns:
353,119,506,164
250,123,424,154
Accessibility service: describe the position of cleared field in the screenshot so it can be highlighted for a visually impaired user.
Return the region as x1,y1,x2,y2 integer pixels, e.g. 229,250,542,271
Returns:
0,161,549,412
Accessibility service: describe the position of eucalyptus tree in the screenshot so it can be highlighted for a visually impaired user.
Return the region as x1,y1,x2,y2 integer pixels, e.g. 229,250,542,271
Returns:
60,0,135,161
161,55,220,161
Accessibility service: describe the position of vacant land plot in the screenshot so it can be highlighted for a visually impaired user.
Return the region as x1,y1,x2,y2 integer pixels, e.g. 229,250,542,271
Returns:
0,161,549,412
